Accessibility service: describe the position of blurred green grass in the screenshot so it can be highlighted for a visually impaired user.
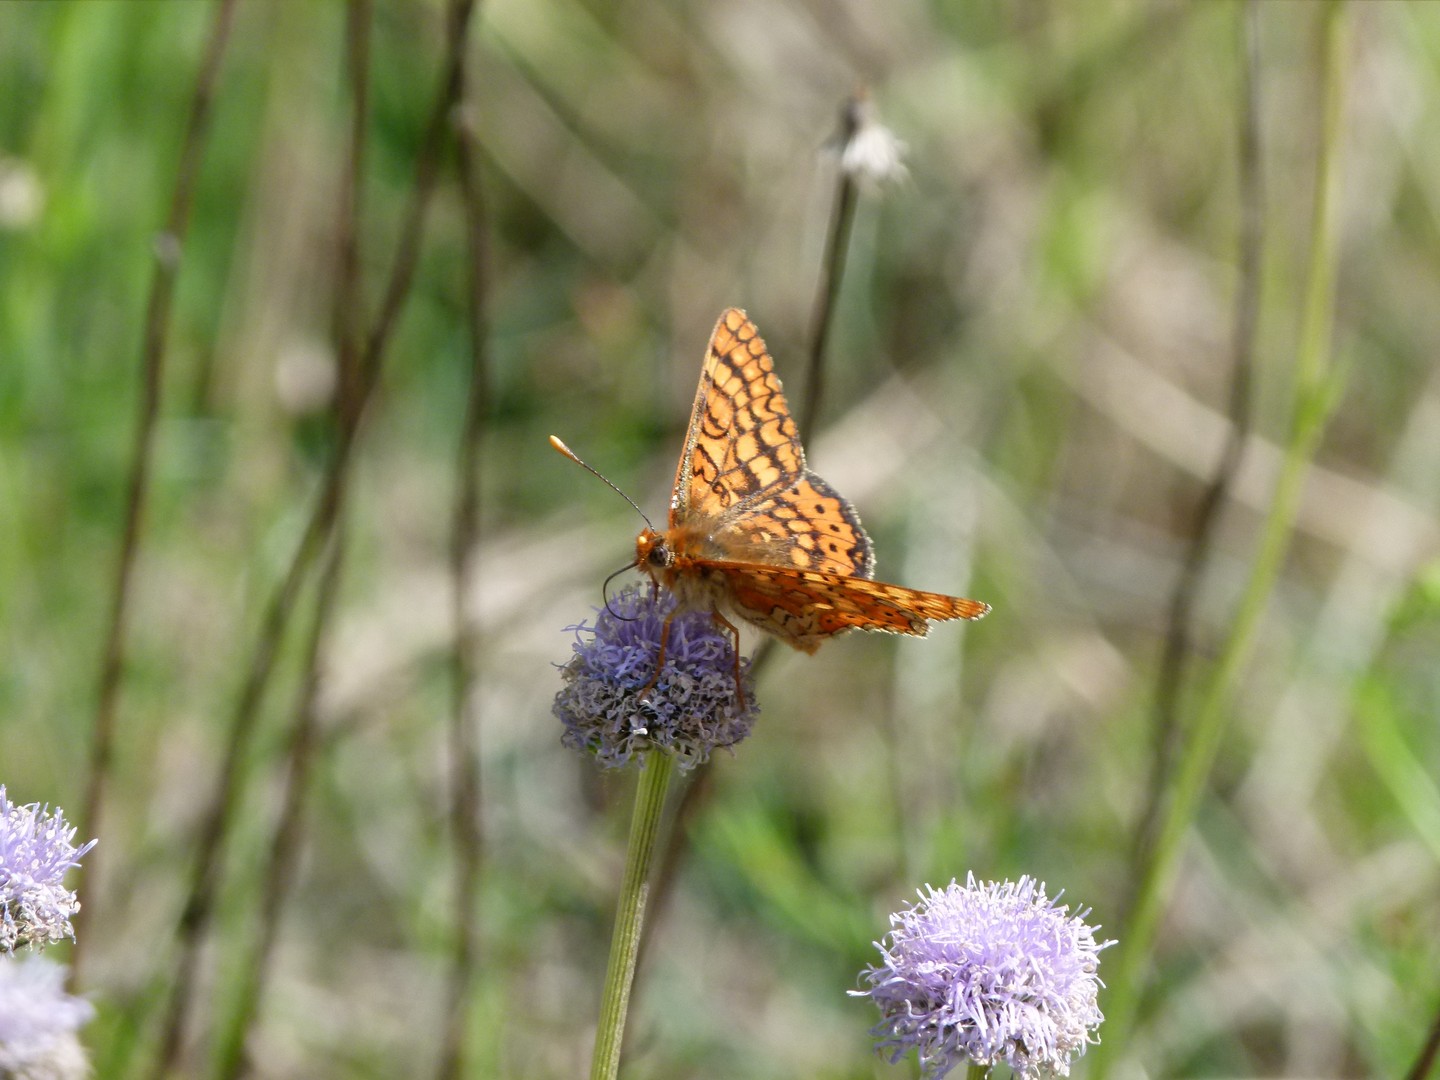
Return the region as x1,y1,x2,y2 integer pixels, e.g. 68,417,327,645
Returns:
2,1,1439,1077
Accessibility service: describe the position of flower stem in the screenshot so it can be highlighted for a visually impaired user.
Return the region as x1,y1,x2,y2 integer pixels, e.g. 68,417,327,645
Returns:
436,5,493,1074
590,752,676,1080
1099,2,1348,1070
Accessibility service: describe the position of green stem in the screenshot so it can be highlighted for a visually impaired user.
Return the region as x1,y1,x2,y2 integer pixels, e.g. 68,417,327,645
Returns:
1098,1,1348,1070
966,1063,988,1080
590,752,676,1080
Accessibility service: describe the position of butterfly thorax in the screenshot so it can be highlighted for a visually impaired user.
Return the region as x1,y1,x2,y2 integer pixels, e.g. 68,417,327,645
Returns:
636,521,738,612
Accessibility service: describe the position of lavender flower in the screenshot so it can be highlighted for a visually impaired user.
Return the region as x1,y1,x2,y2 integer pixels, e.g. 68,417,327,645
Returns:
0,788,96,953
554,587,758,770
855,875,1113,1079
0,955,93,1080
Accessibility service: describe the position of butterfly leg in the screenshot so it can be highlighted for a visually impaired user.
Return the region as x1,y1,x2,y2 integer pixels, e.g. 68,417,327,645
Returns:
638,609,677,704
638,608,746,712
710,610,746,711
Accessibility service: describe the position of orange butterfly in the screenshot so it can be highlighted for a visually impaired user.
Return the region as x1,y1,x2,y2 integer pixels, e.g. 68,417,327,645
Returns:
555,308,988,706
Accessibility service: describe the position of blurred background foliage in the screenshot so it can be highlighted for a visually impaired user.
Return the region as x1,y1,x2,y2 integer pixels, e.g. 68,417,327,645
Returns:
1,0,1438,1077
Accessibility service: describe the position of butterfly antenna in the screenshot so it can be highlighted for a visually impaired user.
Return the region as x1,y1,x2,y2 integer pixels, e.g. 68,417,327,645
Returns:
549,435,655,530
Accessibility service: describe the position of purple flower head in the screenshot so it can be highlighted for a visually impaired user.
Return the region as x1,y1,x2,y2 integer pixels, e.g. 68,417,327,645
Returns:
854,874,1114,1079
0,788,97,953
0,955,94,1079
553,587,758,770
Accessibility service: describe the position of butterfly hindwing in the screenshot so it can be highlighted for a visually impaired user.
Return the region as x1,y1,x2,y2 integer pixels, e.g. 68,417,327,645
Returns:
712,562,990,653
714,472,875,578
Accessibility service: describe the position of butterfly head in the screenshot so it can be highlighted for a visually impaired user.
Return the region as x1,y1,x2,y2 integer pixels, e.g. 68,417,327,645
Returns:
636,527,673,580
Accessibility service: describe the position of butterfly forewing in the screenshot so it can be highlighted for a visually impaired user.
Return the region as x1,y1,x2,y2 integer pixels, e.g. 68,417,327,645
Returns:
674,308,804,520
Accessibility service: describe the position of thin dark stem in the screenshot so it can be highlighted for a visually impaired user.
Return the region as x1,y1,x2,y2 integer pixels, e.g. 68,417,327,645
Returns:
436,6,489,1077
1131,0,1263,873
147,0,473,1070
71,0,240,990
797,93,863,440
1405,999,1440,1080
215,524,349,1080
334,0,372,391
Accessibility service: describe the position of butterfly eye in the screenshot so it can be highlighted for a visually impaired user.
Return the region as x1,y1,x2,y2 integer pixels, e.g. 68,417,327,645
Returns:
646,543,671,569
